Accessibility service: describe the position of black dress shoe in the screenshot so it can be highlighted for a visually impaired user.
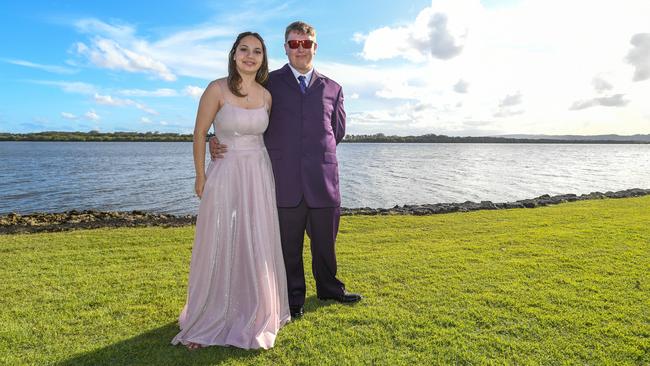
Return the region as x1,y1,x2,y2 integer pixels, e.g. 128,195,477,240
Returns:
318,291,362,304
290,306,304,319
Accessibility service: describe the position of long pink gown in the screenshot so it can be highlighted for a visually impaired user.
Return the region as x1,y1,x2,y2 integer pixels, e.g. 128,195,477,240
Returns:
171,98,290,350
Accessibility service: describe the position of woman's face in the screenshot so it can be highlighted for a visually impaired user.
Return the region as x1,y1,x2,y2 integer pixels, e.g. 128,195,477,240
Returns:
234,35,264,75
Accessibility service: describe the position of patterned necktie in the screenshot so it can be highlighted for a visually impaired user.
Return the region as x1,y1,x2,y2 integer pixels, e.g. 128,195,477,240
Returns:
298,75,307,94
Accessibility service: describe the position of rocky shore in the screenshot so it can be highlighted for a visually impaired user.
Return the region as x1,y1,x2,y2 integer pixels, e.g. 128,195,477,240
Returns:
0,211,195,235
2,188,649,234
339,188,650,215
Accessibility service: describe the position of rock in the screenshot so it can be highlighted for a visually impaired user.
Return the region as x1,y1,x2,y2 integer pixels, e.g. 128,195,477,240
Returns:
503,202,525,209
480,201,497,210
517,199,537,208
552,194,578,202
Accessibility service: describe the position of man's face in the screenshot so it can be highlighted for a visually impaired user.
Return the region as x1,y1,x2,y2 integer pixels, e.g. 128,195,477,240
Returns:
284,31,317,74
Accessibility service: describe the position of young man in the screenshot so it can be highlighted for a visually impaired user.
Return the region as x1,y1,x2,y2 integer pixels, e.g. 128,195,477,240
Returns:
210,21,361,318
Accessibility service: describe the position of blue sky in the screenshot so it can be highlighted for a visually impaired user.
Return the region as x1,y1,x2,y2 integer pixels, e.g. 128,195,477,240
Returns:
1,0,649,136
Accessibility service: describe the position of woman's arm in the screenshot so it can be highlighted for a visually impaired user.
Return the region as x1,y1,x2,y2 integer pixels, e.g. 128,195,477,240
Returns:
193,81,221,198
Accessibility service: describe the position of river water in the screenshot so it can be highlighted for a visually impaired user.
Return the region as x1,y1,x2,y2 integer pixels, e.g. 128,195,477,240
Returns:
1,142,648,214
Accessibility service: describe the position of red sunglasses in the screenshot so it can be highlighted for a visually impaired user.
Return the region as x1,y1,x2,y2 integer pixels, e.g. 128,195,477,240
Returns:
286,40,315,49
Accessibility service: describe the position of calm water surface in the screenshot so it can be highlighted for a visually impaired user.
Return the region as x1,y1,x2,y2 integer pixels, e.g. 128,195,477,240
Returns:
1,142,649,215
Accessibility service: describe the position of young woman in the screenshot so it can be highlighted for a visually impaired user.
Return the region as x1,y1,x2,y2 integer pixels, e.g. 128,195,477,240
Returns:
171,32,290,350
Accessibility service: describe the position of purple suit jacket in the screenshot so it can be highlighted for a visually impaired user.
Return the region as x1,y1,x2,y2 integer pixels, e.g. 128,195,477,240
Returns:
264,64,346,208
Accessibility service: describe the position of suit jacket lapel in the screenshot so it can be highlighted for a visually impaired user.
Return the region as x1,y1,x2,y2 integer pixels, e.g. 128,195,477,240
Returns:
278,64,323,95
308,69,324,93
279,64,301,93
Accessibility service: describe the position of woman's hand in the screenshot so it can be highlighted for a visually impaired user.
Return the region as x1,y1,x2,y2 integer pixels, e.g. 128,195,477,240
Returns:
195,174,206,199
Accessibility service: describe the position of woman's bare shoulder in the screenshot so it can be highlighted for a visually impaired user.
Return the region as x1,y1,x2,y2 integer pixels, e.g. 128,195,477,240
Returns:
207,78,227,92
202,78,229,102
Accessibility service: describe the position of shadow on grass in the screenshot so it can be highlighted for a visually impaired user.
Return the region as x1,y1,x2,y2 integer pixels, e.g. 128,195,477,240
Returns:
56,322,262,366
304,294,337,313
56,297,336,366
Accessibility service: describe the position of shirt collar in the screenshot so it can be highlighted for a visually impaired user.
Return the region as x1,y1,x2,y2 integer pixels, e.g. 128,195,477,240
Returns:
288,63,314,85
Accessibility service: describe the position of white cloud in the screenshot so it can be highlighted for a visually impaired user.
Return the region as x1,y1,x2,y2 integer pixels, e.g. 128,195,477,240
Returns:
359,26,424,62
569,94,629,111
76,38,176,81
493,109,524,118
140,117,152,124
183,85,204,98
59,108,98,123
357,0,479,62
592,77,613,93
118,88,178,97
61,112,78,120
94,93,158,115
348,109,411,129
72,18,232,81
410,12,464,60
318,65,418,103
3,59,77,74
94,93,127,106
118,87,206,98
154,25,233,48
498,92,522,108
335,0,650,135
74,18,135,39
136,105,158,115
626,33,650,81
494,92,525,118
84,109,100,121
351,32,366,44
453,79,469,93
31,80,97,94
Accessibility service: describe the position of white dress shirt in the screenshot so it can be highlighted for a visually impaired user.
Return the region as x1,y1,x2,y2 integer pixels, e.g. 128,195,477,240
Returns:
288,63,314,86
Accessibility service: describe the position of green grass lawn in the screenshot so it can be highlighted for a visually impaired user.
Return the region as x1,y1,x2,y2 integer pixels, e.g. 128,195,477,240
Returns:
1,197,649,365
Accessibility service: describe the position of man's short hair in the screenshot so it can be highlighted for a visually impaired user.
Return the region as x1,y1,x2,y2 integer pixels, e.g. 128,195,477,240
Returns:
284,21,316,41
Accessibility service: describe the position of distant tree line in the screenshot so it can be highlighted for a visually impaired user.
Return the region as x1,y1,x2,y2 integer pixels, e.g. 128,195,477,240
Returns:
343,133,649,144
1,131,647,144
0,131,197,142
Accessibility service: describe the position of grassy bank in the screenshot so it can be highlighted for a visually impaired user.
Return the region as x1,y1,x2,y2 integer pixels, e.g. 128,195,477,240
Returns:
1,197,648,365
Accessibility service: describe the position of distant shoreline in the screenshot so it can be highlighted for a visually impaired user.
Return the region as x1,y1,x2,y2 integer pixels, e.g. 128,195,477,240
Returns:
2,188,649,234
2,131,650,144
